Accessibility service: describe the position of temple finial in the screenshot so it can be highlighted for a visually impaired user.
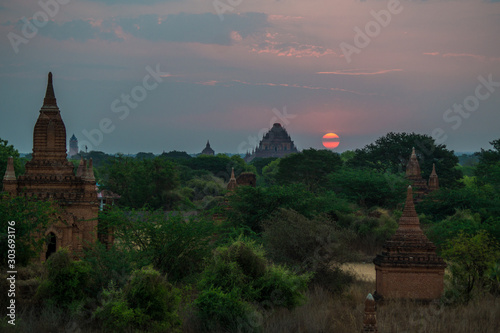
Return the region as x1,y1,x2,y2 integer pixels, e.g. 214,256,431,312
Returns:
43,72,57,107
362,293,378,332
400,185,418,221
87,158,95,181
227,167,237,191
3,156,16,181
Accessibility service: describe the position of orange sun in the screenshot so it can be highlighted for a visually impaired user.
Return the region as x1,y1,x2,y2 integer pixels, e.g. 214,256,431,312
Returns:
322,133,340,149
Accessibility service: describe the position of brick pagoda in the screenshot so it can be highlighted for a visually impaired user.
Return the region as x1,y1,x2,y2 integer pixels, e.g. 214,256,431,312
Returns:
373,186,446,300
405,147,440,201
2,73,99,261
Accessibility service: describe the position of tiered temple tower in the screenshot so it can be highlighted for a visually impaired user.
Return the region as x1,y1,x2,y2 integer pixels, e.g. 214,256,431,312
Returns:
244,123,298,162
2,73,99,260
373,186,446,300
405,147,439,201
69,134,79,157
200,140,215,156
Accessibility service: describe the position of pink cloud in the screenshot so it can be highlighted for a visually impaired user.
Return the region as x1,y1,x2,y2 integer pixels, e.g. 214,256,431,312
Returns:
316,69,403,76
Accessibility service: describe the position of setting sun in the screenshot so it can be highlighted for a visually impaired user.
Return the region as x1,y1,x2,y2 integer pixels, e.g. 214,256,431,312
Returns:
322,133,340,149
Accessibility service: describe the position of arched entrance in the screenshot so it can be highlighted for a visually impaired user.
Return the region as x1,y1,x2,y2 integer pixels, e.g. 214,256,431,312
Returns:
46,232,57,260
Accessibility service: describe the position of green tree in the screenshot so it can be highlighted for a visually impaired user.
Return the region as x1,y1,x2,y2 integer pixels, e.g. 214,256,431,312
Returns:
0,194,57,267
327,167,408,208
475,138,500,191
250,157,278,175
442,230,500,303
276,149,343,192
99,156,180,209
348,132,462,188
100,207,222,282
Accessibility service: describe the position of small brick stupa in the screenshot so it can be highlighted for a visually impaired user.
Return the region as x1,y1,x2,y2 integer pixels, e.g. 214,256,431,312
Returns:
373,186,446,301
2,73,99,261
362,293,378,333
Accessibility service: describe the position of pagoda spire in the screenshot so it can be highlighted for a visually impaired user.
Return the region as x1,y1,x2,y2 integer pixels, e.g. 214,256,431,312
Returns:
399,185,419,227
3,156,16,181
76,157,85,177
405,147,421,179
428,163,439,191
227,167,237,191
87,158,95,182
43,72,58,107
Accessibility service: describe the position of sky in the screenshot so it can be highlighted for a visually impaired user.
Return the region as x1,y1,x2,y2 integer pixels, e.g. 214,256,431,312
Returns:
0,0,499,155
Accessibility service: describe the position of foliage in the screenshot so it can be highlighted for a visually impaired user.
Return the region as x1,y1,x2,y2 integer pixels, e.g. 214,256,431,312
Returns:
196,239,310,331
276,148,343,191
347,132,462,188
261,158,280,186
194,286,256,333
100,207,222,282
180,154,249,181
418,185,500,222
475,138,500,191
442,231,500,303
136,152,155,160
99,155,180,209
93,266,181,332
82,241,134,295
0,194,58,267
262,209,354,293
250,157,278,175
36,249,91,310
160,150,192,160
227,183,351,233
426,210,482,251
327,167,408,208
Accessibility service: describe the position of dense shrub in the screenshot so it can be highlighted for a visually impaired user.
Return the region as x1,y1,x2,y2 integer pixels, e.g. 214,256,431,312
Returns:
194,286,257,333
196,240,310,331
93,266,181,332
36,249,91,310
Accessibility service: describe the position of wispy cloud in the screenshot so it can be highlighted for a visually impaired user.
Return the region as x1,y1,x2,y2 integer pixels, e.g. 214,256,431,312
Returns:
27,12,269,45
249,31,337,58
316,69,403,76
423,52,500,62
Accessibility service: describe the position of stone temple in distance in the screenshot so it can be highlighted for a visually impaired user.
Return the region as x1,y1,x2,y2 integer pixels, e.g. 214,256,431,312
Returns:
244,123,298,162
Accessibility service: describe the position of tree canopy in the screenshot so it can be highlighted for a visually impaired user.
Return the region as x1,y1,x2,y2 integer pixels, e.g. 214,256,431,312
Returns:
347,132,462,188
276,148,343,192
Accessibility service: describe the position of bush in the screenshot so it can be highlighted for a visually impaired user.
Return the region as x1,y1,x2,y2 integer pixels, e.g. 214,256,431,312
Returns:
194,286,257,333
254,265,310,309
196,239,310,330
93,266,181,332
36,249,91,310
